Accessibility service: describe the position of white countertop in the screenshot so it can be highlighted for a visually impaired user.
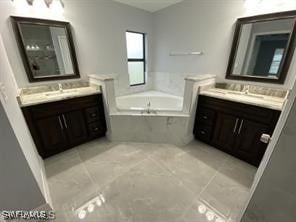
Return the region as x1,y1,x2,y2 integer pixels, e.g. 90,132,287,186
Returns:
200,88,286,111
18,86,101,107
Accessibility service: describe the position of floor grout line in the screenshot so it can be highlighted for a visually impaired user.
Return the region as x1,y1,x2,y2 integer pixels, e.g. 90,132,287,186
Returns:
76,149,99,187
99,156,150,191
180,165,221,220
88,146,153,192
75,141,149,188
145,144,231,221
147,155,196,194
45,139,255,222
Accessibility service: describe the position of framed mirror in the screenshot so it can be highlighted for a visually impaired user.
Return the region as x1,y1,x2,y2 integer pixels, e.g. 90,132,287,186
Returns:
226,11,296,83
11,16,80,82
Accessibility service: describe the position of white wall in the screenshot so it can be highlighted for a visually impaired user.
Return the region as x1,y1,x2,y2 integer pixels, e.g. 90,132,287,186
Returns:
241,78,296,221
50,26,68,74
152,0,296,90
0,0,64,88
0,0,153,96
2,0,296,97
65,0,153,95
0,35,50,206
233,23,252,74
0,101,45,210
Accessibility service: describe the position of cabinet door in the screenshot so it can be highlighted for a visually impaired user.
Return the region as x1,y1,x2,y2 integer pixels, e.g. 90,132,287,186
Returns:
63,110,88,145
235,119,269,166
36,115,68,157
212,112,239,152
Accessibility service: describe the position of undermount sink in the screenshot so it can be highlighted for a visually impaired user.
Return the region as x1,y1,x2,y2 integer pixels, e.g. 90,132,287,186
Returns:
18,81,102,107
226,91,264,99
200,84,288,111
207,88,264,99
45,90,79,98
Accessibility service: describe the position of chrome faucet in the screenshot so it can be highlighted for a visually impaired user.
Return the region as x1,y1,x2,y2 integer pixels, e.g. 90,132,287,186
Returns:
243,85,250,95
147,101,151,114
141,101,157,114
58,83,63,93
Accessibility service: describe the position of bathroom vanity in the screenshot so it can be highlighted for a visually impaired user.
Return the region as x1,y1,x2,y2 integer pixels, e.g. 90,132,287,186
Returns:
19,83,106,158
194,10,295,167
194,85,286,166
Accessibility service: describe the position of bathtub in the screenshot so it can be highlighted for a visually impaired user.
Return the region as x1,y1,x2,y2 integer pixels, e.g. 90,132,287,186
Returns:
111,90,193,145
116,91,183,112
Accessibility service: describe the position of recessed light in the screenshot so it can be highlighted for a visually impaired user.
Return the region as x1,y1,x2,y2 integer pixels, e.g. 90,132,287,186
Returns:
87,203,95,213
78,210,87,220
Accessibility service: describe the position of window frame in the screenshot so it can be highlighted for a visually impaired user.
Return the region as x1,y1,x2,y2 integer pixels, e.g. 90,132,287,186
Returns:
126,30,146,86
268,48,285,75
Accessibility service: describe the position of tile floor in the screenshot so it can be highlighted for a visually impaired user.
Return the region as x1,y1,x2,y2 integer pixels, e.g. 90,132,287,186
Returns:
45,138,256,222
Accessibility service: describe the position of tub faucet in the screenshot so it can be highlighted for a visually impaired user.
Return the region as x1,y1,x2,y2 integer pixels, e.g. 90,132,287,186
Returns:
147,101,151,113
58,83,63,93
241,84,249,94
141,101,157,114
244,85,250,95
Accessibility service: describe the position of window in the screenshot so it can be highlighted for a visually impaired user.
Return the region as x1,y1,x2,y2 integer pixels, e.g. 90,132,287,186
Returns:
269,48,285,75
126,31,145,86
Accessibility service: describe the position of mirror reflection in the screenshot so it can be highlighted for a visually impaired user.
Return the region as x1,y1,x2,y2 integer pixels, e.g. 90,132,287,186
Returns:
19,24,74,78
12,17,80,82
229,17,295,82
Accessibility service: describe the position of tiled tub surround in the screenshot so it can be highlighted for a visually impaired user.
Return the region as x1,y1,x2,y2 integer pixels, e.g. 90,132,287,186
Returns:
89,74,216,145
45,138,256,222
152,72,189,96
116,91,183,112
109,114,192,145
17,81,102,107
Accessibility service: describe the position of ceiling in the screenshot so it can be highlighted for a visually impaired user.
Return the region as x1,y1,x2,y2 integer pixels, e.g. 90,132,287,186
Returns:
113,0,184,12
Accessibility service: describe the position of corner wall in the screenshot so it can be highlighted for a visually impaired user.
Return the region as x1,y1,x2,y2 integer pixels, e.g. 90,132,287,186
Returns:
0,0,154,96
151,0,296,90
0,34,51,205
0,99,45,210
241,75,296,221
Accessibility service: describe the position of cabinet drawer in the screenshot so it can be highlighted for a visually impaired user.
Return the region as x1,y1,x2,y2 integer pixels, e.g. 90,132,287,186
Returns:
198,95,280,124
197,108,215,125
85,106,100,123
88,122,105,137
195,124,212,143
28,95,101,119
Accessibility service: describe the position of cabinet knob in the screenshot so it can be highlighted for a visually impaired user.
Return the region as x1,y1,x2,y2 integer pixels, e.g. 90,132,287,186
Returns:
260,134,271,144
91,113,97,117
202,115,208,120
94,127,99,131
200,130,206,135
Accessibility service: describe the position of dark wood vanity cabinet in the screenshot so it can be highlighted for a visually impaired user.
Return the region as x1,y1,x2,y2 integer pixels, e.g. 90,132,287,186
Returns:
22,94,106,158
194,95,280,166
35,115,69,154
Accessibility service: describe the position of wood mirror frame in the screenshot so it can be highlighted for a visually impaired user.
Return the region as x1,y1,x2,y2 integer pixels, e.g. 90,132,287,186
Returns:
11,16,80,82
226,10,296,84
